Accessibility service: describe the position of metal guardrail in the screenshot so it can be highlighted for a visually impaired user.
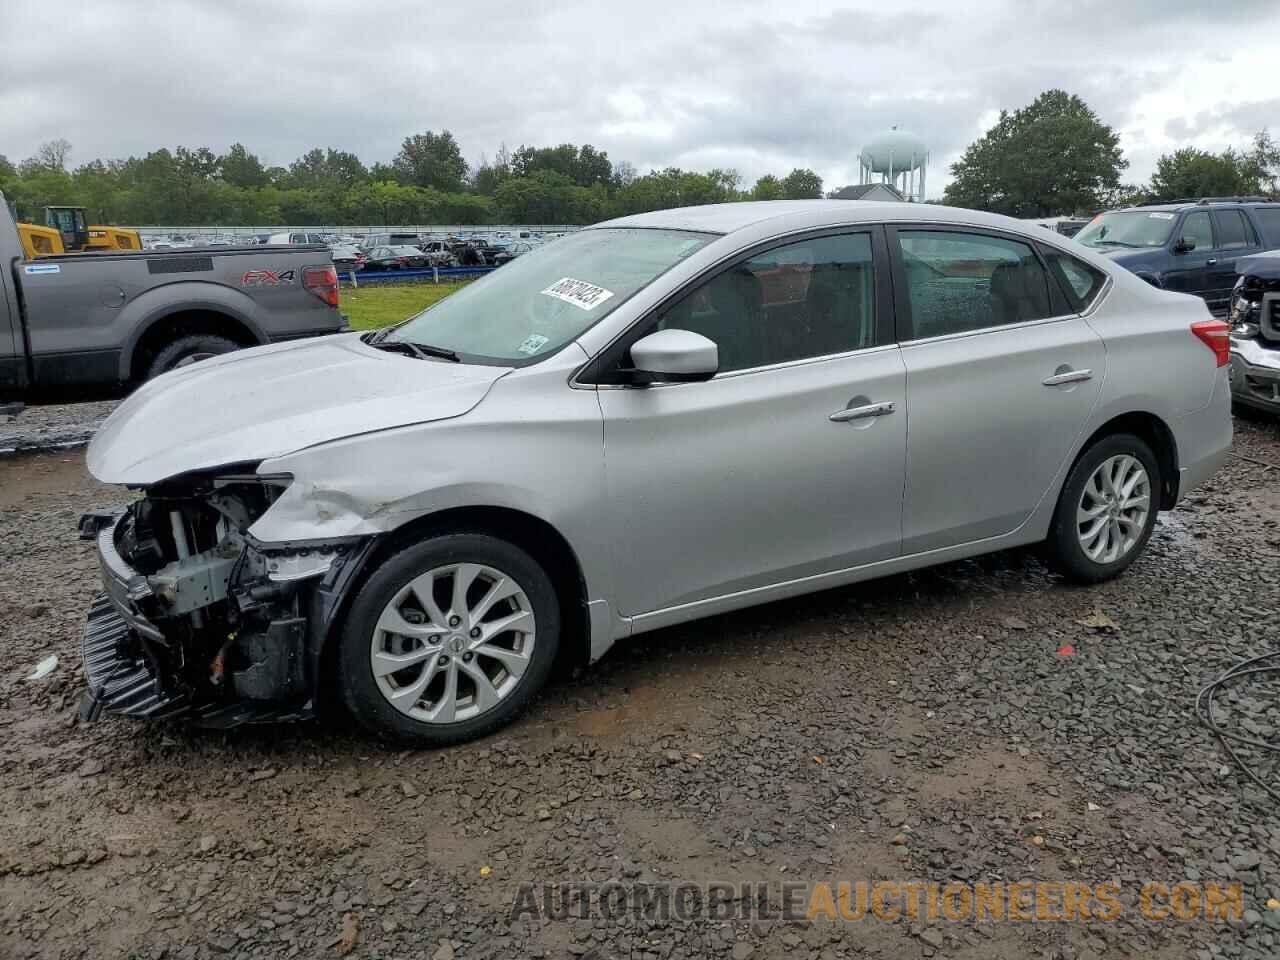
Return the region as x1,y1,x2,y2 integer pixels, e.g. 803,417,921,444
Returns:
340,265,496,285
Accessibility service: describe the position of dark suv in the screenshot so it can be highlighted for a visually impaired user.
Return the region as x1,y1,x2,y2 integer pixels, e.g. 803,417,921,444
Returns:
1075,198,1280,315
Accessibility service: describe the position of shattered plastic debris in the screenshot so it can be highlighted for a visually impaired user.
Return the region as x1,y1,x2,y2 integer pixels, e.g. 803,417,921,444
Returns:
26,655,58,680
1057,644,1076,658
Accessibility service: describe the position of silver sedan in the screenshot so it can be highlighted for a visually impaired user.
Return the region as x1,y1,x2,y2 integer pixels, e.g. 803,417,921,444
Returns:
82,201,1232,745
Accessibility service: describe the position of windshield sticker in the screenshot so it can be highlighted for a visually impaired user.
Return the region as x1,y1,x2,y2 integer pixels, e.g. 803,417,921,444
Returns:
23,263,60,275
1148,212,1175,220
517,333,551,355
540,277,615,311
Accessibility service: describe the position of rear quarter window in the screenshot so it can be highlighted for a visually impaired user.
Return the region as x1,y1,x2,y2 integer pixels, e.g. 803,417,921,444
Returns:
1043,249,1108,312
1251,208,1280,248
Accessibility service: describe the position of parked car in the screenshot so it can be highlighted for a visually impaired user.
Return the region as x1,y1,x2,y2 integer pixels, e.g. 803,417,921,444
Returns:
267,231,329,246
330,245,367,272
77,200,1230,746
0,192,346,400
361,247,410,271
1228,251,1280,415
417,240,457,267
492,241,535,266
1075,198,1280,316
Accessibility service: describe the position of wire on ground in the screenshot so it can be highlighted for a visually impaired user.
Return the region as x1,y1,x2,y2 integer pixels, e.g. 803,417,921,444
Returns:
1195,649,1280,807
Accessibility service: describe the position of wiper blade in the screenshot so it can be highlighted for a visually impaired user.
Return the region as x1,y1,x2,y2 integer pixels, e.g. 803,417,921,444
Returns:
369,339,460,362
404,341,460,362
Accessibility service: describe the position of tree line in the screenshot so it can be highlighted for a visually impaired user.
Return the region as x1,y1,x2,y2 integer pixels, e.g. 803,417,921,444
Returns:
2,90,1276,226
0,132,822,226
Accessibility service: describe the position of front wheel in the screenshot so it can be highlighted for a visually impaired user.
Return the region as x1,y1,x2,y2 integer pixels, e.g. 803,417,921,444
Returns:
338,534,560,746
1043,433,1161,584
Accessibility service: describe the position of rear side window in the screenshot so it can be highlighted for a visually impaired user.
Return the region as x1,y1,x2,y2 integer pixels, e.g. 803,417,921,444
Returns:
1253,208,1280,247
1214,210,1255,249
1042,249,1108,312
896,230,1052,339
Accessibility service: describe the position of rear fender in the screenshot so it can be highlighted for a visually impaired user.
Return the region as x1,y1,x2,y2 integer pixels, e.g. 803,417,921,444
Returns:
117,282,267,379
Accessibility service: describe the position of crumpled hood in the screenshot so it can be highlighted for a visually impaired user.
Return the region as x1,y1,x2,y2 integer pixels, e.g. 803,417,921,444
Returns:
88,333,509,485
1237,251,1280,281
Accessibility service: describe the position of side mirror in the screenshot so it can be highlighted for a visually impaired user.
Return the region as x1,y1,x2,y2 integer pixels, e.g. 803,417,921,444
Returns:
1174,237,1196,254
627,329,718,384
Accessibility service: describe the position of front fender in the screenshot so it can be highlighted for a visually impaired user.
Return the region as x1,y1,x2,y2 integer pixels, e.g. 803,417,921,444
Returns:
116,281,267,379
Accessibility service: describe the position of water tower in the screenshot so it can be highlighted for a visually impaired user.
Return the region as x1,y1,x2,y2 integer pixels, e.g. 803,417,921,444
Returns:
858,127,930,202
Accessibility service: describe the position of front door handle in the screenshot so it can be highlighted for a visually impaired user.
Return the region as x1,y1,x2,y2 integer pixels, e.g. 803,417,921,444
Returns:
829,400,896,422
1207,258,1218,266
1042,369,1092,387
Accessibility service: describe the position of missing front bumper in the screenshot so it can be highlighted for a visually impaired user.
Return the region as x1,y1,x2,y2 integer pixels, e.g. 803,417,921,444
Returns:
79,594,315,728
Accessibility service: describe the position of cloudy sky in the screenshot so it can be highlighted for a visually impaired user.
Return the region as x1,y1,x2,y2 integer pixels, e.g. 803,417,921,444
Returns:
2,0,1278,196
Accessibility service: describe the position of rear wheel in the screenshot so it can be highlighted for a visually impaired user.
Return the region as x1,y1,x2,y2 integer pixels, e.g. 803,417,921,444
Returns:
1044,433,1160,584
338,534,560,746
146,334,239,379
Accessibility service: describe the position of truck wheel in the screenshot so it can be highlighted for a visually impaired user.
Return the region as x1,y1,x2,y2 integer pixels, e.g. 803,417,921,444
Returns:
147,335,240,379
338,533,560,746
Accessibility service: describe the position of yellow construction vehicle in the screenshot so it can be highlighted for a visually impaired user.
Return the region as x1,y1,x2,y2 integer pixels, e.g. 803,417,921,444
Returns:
15,207,143,258
17,222,64,258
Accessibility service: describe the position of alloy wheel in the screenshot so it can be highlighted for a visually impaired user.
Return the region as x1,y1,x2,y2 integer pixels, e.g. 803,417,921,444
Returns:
1076,454,1150,564
370,563,535,724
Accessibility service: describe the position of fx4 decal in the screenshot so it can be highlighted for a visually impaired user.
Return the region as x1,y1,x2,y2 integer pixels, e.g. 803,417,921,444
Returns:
241,269,296,286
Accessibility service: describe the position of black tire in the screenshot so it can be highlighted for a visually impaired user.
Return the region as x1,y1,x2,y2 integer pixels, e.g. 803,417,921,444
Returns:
338,533,560,746
146,334,240,380
1043,433,1161,584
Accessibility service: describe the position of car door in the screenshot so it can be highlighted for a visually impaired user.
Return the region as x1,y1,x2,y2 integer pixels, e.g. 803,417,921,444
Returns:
1162,210,1215,302
594,228,907,618
1207,209,1262,315
888,227,1106,554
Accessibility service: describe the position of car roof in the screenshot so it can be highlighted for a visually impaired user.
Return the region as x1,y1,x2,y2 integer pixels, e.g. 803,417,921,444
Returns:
593,200,1045,236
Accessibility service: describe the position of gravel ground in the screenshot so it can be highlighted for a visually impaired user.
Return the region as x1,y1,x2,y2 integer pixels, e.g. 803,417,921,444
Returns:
2,419,1280,959
0,401,120,455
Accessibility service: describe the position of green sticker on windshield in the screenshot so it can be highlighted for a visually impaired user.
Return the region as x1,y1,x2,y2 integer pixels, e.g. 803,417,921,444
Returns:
517,333,550,355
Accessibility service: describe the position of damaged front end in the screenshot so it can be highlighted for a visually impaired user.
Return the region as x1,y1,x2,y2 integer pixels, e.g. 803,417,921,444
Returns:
79,469,371,728
1229,268,1280,415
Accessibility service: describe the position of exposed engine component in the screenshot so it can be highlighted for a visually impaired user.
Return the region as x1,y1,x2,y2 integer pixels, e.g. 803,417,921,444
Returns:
79,469,366,724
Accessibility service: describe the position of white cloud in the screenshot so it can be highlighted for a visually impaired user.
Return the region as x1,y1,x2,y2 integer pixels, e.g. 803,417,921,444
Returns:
1,0,1277,196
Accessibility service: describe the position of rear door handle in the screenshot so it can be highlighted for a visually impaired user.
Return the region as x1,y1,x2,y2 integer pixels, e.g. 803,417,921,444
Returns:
1207,258,1218,266
1042,369,1093,386
829,401,896,422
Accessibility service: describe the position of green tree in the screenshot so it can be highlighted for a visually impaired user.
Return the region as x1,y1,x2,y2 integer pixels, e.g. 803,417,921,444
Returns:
1147,147,1261,201
1247,129,1280,195
751,174,785,200
943,90,1126,216
782,168,823,199
219,143,268,188
393,130,467,192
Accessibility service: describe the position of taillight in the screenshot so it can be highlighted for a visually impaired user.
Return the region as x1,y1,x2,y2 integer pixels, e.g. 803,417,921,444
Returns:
303,265,339,308
1191,319,1230,367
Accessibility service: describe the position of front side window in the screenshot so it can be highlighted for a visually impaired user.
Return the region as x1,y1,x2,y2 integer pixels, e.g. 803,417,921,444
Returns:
897,230,1052,339
387,228,714,363
1179,211,1213,250
654,233,877,373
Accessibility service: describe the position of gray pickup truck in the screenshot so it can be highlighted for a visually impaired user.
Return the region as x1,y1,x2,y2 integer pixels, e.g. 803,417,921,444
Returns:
1,194,346,400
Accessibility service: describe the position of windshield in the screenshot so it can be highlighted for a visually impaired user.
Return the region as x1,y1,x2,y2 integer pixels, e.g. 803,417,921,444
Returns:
385,228,715,363
1076,211,1177,249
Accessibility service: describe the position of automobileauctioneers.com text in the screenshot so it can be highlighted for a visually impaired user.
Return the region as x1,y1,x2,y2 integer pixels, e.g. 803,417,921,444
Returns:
510,879,1245,924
